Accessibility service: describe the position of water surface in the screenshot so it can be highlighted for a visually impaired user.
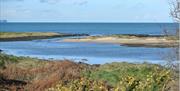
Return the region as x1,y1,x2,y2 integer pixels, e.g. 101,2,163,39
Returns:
0,38,171,64
0,23,177,64
0,23,178,35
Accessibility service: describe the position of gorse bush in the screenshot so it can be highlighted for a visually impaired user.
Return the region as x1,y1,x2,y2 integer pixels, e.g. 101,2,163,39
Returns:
47,63,174,91
84,62,162,85
47,69,172,91
118,67,172,91
47,77,113,91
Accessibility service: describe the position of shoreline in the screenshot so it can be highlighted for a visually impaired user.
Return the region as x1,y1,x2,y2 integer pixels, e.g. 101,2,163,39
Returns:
0,32,89,42
62,34,179,48
0,50,167,65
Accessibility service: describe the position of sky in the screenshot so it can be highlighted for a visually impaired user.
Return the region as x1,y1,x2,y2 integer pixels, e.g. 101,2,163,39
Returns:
0,0,173,22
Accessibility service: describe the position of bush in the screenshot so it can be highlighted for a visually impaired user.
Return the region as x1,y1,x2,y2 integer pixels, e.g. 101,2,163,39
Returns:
0,53,19,67
47,63,174,91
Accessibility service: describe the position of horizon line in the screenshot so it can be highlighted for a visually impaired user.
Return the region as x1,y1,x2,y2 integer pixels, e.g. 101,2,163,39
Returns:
0,21,177,23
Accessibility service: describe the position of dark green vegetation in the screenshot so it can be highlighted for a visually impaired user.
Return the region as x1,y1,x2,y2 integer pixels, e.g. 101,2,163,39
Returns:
0,32,88,41
0,53,179,91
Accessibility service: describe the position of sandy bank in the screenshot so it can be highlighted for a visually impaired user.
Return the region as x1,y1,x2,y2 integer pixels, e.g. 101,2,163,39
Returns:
62,35,179,47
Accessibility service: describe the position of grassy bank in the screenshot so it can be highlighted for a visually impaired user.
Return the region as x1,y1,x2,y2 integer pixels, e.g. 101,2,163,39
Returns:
0,32,88,41
0,53,179,91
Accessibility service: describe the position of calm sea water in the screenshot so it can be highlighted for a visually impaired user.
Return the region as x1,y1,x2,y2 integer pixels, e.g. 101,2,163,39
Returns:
0,23,179,35
0,23,178,64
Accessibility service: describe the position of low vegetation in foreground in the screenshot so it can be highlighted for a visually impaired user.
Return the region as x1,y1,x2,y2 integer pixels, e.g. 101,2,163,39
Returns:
0,53,179,91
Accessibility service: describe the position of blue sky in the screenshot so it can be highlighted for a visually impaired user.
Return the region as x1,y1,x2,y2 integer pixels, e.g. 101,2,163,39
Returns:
0,0,173,22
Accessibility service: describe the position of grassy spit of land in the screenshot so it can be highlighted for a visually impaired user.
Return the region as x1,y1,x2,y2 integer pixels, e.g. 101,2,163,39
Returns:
63,34,179,47
0,32,88,41
0,53,179,91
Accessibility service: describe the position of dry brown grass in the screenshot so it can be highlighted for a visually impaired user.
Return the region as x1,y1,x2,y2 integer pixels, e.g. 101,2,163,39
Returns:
0,60,84,91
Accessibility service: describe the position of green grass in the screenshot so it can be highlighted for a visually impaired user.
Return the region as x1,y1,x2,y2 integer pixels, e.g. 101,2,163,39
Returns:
50,62,175,91
0,53,19,67
0,32,61,38
83,62,165,86
0,53,46,68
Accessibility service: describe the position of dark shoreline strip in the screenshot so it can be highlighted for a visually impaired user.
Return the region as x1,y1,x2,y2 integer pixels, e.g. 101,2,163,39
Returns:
120,43,179,48
110,34,166,37
0,34,89,42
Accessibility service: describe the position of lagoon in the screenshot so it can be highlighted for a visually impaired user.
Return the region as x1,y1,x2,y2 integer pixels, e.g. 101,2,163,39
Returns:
0,37,171,64
0,23,178,64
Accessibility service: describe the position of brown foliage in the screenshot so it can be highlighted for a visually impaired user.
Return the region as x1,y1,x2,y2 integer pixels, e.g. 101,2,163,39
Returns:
0,60,83,91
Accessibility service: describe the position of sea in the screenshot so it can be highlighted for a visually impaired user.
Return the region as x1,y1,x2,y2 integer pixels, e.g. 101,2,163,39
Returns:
0,23,179,64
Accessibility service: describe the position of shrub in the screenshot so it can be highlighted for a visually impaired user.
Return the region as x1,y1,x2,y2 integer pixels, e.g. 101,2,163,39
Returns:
47,63,174,91
0,53,19,67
